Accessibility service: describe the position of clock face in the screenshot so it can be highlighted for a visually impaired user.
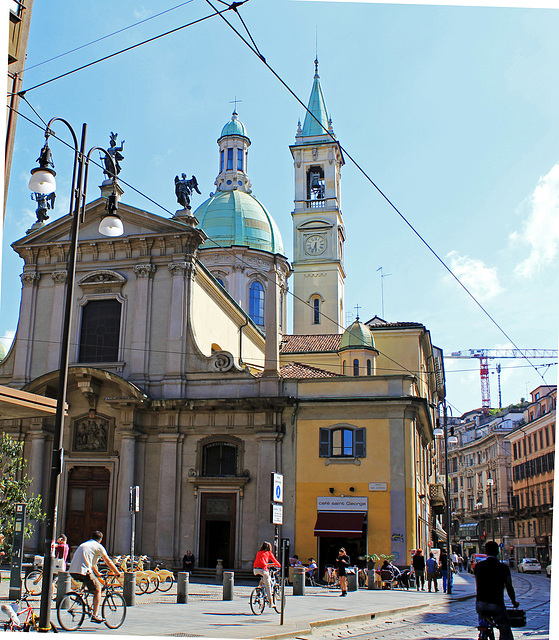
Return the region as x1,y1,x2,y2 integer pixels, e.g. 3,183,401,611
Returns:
304,234,327,256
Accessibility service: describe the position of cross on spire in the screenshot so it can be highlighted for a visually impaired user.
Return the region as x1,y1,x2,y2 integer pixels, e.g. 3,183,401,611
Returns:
229,97,242,113
354,303,361,320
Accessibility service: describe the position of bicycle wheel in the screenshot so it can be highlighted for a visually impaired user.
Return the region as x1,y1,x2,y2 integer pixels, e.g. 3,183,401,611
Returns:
157,574,174,592
57,593,85,631
102,591,126,629
146,574,159,593
136,576,149,595
272,583,283,613
25,569,43,595
249,587,266,615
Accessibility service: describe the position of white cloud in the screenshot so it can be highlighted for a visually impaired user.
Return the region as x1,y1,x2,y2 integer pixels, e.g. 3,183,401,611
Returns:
512,163,559,278
446,251,502,301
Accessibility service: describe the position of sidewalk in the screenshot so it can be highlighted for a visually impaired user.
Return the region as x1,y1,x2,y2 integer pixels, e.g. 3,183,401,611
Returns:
0,571,476,639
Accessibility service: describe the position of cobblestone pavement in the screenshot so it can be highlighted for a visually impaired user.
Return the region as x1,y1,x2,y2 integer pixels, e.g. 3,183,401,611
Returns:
299,572,551,640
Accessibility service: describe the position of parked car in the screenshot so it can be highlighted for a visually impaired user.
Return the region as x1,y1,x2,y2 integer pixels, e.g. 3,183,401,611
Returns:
518,558,541,573
469,554,488,573
546,563,551,577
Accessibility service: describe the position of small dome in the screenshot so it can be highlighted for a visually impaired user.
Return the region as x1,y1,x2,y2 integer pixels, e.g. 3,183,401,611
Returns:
340,319,376,351
219,112,248,141
194,190,284,254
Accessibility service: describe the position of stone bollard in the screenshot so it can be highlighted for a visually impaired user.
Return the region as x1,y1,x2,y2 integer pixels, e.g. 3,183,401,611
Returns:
292,566,306,596
56,571,71,606
367,569,376,590
123,572,136,606
223,571,234,600
177,572,189,604
216,559,223,581
347,570,358,592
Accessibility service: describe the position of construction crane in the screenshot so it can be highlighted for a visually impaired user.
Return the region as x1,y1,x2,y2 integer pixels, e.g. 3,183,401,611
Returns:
446,349,558,413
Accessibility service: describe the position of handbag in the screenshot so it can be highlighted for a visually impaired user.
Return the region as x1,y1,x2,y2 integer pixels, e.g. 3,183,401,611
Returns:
54,557,65,571
435,567,442,579
507,609,526,627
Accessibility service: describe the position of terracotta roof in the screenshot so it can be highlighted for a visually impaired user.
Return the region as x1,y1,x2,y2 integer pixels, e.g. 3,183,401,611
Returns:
280,335,342,353
364,318,424,329
279,362,340,379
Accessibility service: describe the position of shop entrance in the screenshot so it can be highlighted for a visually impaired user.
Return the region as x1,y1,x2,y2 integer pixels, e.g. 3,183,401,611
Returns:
200,493,236,569
65,466,110,549
318,536,366,578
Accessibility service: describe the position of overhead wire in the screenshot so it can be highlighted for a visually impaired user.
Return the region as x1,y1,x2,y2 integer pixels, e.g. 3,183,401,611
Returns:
204,0,549,388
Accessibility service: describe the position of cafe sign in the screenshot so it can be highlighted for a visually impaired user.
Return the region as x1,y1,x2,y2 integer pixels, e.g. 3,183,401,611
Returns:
317,496,368,511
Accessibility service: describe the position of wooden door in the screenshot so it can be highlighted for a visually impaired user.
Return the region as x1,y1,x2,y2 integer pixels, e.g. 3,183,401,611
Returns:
199,493,236,569
64,466,110,549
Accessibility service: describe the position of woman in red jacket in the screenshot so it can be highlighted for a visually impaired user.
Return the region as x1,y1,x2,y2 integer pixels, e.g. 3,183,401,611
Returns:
253,541,281,606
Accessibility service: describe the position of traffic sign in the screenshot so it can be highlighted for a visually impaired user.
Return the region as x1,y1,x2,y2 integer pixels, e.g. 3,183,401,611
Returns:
271,504,283,525
271,472,283,503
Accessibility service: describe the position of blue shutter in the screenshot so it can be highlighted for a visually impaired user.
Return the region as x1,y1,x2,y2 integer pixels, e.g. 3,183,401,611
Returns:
319,428,330,457
355,428,366,458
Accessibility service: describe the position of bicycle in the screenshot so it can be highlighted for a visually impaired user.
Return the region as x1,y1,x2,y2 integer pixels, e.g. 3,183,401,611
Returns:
1,591,58,632
250,567,283,615
56,573,126,631
25,567,48,595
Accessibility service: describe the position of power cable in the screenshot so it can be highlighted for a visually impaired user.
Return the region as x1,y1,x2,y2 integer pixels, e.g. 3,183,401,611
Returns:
206,1,548,387
15,2,249,96
24,0,197,72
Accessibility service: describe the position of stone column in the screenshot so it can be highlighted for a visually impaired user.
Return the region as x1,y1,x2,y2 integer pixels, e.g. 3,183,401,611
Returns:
26,428,46,550
47,270,68,371
12,272,40,385
165,262,189,393
155,433,180,561
114,431,136,554
255,434,279,544
129,264,156,378
262,265,280,376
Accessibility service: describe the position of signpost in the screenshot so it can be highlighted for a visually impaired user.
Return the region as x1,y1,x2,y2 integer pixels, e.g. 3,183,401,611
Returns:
129,486,140,569
270,473,284,623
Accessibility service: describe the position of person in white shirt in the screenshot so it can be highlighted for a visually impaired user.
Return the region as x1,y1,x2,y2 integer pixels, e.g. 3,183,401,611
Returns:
69,531,121,623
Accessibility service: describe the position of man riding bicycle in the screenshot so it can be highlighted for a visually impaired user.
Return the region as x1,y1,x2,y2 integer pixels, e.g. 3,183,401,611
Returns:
474,541,519,640
68,531,121,623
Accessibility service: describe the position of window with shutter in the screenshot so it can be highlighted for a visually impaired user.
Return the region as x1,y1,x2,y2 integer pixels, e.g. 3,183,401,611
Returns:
319,428,330,457
355,428,365,457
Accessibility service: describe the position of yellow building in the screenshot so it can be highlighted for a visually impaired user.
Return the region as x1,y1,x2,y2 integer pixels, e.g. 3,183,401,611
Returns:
280,317,444,568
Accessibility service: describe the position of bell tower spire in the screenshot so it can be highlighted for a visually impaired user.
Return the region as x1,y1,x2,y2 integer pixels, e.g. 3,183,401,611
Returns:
290,62,345,334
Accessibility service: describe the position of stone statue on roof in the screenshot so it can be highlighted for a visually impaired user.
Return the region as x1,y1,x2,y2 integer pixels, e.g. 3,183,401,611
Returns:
175,174,201,209
103,132,125,178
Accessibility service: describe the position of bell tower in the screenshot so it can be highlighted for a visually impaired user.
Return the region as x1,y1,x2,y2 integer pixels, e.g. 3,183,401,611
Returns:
290,60,345,334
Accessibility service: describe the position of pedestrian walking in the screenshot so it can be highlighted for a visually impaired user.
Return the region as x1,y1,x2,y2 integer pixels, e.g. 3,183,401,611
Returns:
335,548,350,597
440,551,454,592
426,552,439,592
412,549,425,591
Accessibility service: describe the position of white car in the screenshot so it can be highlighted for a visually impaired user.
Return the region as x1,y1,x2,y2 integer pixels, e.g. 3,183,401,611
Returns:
518,558,541,573
546,563,551,577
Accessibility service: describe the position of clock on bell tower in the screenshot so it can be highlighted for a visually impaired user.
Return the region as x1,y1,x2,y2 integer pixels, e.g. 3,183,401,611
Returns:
290,60,345,335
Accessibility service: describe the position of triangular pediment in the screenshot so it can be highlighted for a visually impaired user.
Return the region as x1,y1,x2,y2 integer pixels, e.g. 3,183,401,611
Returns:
12,198,203,252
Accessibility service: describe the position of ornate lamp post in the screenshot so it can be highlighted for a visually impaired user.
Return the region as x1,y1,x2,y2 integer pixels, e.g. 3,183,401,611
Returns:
29,119,124,632
434,404,458,594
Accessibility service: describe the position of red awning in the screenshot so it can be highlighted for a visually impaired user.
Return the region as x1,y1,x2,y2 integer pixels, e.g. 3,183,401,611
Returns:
314,512,366,538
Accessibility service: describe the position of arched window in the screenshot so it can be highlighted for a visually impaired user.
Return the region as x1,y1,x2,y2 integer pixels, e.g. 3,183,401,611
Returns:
79,299,121,363
237,148,244,171
249,281,265,326
227,148,233,170
353,359,359,376
307,165,325,200
367,359,372,376
313,298,320,324
202,442,238,477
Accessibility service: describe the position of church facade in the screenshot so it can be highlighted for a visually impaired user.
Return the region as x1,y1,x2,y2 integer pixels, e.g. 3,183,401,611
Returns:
0,66,444,571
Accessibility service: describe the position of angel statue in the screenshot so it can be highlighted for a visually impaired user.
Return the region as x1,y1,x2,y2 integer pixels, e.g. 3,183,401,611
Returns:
175,174,201,209
103,132,125,178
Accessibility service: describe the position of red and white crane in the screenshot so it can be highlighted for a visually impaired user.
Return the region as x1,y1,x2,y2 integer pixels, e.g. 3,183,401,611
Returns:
445,349,558,413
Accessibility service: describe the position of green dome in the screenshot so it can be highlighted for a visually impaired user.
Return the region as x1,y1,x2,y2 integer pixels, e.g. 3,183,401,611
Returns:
194,190,284,254
340,319,376,351
219,112,248,140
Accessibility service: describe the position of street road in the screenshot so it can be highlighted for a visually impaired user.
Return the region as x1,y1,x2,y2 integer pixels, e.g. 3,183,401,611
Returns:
299,572,551,640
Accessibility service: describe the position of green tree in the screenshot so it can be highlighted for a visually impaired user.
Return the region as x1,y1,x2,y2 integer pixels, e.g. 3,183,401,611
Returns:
0,433,45,560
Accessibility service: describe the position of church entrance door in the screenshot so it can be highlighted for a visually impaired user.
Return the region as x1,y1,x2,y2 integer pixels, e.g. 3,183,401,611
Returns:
200,493,236,569
65,466,110,549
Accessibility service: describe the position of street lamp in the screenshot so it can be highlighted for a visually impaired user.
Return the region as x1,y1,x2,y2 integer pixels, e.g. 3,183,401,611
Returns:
29,119,124,632
487,477,495,542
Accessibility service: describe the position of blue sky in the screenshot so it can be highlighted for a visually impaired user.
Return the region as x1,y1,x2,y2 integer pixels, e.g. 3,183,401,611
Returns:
2,0,558,415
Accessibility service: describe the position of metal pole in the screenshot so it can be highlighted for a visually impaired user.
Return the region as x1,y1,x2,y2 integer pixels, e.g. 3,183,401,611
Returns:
38,123,86,633
444,404,452,595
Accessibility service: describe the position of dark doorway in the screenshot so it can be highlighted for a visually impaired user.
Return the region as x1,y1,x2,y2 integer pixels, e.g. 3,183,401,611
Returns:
318,536,366,580
200,493,236,569
65,466,110,549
